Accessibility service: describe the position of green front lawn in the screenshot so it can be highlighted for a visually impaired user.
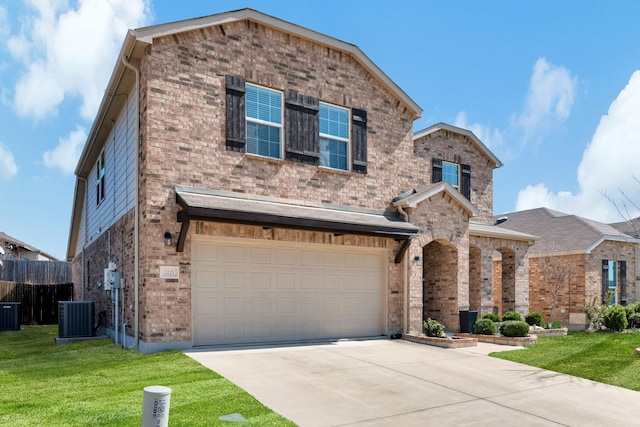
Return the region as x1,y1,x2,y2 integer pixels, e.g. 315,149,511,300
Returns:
491,331,640,391
0,326,295,426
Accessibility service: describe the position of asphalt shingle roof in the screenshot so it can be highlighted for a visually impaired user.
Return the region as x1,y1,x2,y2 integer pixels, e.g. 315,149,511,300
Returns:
495,207,636,255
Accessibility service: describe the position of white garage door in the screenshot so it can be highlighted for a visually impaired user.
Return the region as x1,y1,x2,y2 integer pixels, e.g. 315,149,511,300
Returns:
192,237,385,346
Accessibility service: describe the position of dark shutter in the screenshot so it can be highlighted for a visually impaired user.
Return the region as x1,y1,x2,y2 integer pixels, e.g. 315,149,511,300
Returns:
461,164,471,199
351,108,367,174
225,75,246,152
620,260,627,305
285,90,319,164
601,260,609,304
432,158,442,183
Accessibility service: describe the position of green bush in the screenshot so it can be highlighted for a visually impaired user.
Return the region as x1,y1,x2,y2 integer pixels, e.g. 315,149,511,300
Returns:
474,318,496,335
502,311,522,322
525,312,543,326
551,319,563,329
603,305,628,331
482,313,500,322
625,302,640,325
628,313,640,329
422,318,445,337
499,320,530,337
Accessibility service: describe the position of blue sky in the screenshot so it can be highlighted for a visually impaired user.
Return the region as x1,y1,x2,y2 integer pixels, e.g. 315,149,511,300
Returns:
1,0,639,260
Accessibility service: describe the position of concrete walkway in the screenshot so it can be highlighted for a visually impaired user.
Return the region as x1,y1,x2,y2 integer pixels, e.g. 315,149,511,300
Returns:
185,339,640,426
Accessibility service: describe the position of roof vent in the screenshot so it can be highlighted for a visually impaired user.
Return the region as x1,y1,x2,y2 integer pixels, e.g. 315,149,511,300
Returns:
495,216,508,225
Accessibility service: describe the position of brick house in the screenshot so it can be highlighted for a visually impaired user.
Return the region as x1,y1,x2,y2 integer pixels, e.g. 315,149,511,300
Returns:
67,8,534,352
496,208,639,328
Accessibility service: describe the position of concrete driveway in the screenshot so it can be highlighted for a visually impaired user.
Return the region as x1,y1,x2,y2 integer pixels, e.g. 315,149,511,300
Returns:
184,338,640,426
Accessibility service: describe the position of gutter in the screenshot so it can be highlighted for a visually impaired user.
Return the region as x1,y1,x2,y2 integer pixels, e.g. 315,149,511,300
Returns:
121,52,140,351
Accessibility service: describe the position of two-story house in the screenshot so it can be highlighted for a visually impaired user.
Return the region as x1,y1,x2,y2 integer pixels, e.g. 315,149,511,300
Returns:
67,8,535,352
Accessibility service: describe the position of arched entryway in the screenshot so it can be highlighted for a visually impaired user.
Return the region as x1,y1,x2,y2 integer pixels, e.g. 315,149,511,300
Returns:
423,239,458,330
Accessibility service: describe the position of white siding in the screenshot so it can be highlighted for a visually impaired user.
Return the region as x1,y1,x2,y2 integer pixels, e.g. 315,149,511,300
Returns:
83,88,137,248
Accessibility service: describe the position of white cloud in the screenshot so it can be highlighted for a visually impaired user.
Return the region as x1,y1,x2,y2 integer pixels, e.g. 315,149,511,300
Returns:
454,111,505,152
0,142,18,180
43,126,86,174
516,70,640,222
517,57,577,136
9,0,151,121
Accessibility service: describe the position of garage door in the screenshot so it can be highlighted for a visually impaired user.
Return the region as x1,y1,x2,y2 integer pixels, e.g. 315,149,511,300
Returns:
192,237,385,346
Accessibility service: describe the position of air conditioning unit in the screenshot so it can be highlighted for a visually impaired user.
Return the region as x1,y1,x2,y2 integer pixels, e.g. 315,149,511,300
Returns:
58,301,95,338
0,302,20,331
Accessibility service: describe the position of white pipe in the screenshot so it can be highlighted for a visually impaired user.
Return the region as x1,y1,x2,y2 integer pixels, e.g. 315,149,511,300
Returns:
121,52,140,351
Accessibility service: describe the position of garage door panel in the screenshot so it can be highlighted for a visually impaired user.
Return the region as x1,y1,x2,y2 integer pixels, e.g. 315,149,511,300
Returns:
193,239,384,346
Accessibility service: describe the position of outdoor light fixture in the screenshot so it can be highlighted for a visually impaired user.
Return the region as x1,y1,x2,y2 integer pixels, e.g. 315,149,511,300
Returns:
164,232,173,247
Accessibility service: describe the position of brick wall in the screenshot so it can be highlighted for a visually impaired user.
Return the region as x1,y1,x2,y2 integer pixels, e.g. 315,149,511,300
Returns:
413,130,495,222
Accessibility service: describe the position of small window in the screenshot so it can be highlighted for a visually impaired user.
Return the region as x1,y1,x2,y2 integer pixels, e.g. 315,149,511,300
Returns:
319,103,349,170
442,161,459,188
608,260,618,305
96,152,105,206
245,84,283,159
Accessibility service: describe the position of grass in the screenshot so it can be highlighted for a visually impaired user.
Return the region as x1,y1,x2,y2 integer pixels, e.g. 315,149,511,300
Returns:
0,326,295,426
491,331,640,391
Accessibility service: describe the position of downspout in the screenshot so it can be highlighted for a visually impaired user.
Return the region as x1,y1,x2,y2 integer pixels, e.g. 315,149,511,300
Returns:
121,52,140,351
78,176,88,301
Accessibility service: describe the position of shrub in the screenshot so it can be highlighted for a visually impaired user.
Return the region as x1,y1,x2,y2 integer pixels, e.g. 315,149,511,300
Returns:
525,312,543,326
482,313,500,322
628,313,640,329
551,319,563,329
502,311,522,322
499,320,530,337
474,318,496,335
422,318,445,337
585,295,607,330
625,302,640,325
603,305,628,331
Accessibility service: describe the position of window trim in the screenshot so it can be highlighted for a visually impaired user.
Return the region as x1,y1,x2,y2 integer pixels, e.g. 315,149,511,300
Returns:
319,101,350,171
245,83,284,160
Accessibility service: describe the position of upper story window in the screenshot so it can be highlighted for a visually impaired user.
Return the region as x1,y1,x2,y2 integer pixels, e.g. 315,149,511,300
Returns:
432,158,471,200
319,103,349,171
96,151,105,206
225,75,367,174
442,161,459,188
245,83,283,159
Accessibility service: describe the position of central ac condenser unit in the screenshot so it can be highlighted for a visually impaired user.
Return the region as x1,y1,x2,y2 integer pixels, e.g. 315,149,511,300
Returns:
58,301,95,338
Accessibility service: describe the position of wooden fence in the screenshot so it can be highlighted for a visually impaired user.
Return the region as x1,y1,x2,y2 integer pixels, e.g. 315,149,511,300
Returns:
0,260,72,285
0,281,74,325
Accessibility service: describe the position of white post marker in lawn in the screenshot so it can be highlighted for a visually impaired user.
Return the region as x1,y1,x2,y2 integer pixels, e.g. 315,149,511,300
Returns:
142,386,171,427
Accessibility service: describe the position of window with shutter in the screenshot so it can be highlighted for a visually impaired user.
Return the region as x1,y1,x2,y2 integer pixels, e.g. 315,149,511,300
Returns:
461,164,471,200
285,90,319,164
225,75,246,152
351,108,367,174
601,260,609,304
620,260,627,305
96,151,105,206
319,102,350,171
432,158,442,183
245,83,283,159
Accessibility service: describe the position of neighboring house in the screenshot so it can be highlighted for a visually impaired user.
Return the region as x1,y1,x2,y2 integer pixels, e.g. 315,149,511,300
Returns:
67,8,534,352
0,232,58,261
496,208,638,329
610,217,640,306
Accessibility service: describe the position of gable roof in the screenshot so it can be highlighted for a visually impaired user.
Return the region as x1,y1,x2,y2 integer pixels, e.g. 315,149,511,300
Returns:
413,122,503,169
67,7,424,260
610,217,640,238
495,207,640,255
0,231,57,260
393,181,479,217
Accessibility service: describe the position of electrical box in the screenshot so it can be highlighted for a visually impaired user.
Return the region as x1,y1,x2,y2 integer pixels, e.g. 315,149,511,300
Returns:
111,272,121,289
104,268,113,291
